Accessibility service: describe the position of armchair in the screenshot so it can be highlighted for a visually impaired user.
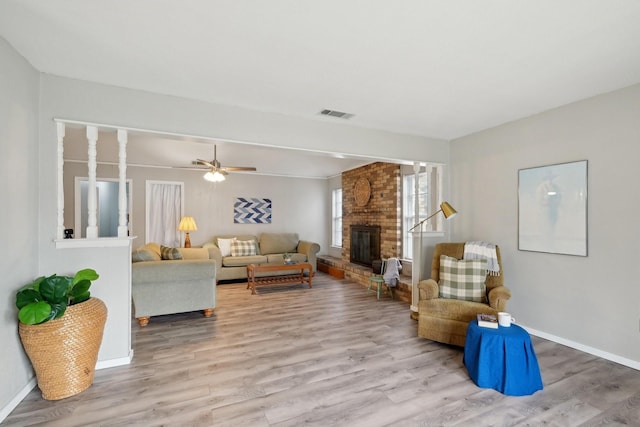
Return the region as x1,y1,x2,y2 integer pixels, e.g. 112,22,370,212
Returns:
417,242,511,347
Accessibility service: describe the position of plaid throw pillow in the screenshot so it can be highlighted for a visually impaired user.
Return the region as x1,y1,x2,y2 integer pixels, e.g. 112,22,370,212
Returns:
439,255,487,303
160,245,183,260
230,240,257,257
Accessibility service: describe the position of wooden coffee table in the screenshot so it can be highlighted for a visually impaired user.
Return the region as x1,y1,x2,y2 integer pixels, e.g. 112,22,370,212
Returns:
246,262,313,295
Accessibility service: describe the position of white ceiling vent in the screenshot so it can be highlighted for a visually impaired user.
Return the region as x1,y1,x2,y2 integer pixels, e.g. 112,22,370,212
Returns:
320,109,354,119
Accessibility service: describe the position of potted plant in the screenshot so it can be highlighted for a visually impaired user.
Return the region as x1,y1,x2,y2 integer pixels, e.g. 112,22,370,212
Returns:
15,268,107,400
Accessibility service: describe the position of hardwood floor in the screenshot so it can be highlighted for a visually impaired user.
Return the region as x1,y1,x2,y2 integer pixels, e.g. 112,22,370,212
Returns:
5,272,640,426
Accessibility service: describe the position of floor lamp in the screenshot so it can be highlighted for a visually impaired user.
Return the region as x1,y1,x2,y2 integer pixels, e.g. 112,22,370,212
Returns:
409,201,457,319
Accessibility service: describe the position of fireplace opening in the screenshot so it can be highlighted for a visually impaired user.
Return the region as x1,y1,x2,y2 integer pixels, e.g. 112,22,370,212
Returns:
350,225,381,267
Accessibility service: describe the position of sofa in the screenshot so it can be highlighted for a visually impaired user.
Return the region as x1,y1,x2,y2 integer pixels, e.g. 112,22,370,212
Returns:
203,232,320,283
131,243,217,326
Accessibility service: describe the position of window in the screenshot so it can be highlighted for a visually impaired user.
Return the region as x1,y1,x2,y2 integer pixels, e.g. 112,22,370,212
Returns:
403,165,442,260
332,188,343,247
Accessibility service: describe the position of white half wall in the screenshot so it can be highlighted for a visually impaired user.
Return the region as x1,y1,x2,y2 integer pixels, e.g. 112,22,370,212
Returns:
450,83,640,365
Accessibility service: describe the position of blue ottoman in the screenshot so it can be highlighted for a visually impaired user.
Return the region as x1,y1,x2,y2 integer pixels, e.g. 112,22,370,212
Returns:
463,320,543,396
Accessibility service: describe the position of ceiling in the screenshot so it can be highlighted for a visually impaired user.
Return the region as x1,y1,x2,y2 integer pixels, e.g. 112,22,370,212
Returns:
2,1,640,176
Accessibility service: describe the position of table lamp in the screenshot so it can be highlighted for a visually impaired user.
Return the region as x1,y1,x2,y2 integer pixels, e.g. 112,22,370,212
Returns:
178,216,197,248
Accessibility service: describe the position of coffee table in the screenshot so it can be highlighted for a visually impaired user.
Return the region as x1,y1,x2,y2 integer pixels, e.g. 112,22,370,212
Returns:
463,319,543,396
246,262,313,295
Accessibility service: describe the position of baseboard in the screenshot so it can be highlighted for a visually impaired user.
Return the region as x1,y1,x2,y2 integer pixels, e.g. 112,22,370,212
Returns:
522,324,640,371
0,351,133,423
96,349,133,370
0,377,36,424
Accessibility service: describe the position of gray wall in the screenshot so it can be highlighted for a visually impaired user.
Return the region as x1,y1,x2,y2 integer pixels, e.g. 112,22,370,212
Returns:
63,161,329,250
450,84,640,365
0,38,40,418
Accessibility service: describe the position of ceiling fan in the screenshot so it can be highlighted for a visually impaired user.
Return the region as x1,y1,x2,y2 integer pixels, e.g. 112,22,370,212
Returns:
193,145,256,182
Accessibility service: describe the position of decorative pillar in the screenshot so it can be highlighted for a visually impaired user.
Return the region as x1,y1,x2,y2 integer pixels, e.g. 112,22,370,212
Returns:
56,122,65,240
117,129,128,238
86,126,99,238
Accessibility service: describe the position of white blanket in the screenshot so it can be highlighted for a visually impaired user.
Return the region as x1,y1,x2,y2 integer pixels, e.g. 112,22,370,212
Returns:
383,258,402,287
464,241,500,276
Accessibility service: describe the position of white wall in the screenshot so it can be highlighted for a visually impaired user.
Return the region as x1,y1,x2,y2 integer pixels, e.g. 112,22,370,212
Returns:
0,38,40,420
450,84,640,366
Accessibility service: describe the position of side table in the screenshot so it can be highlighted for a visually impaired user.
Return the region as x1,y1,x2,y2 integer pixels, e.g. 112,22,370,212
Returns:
463,320,543,396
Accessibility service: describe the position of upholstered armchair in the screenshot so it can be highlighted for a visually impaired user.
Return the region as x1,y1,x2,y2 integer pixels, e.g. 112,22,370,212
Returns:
417,242,511,347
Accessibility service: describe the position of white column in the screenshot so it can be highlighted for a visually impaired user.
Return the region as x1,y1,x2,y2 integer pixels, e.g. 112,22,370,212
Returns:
117,129,128,237
411,161,422,314
56,122,65,240
86,126,99,238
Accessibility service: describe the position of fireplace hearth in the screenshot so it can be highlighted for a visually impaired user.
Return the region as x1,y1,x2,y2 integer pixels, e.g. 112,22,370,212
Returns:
350,225,381,267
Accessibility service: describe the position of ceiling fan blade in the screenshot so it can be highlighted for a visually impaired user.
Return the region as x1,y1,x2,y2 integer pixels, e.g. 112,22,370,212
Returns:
222,166,257,172
194,159,214,168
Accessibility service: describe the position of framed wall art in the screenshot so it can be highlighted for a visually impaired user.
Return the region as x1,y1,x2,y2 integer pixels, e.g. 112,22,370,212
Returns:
234,197,272,224
518,160,588,256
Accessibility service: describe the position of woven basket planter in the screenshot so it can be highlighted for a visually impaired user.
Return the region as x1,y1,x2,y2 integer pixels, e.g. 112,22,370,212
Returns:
18,297,108,400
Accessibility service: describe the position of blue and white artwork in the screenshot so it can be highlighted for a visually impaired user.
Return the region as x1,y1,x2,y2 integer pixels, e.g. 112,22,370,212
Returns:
518,160,587,256
234,197,272,224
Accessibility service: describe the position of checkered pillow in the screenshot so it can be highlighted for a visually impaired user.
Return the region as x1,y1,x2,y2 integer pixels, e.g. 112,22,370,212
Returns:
438,255,487,303
160,245,183,260
230,240,257,257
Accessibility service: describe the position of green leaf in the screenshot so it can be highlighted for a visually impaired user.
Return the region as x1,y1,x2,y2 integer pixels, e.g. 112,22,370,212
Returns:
72,292,90,305
49,302,67,320
72,269,99,285
18,301,52,325
18,276,45,293
39,275,72,304
70,279,91,299
16,289,42,309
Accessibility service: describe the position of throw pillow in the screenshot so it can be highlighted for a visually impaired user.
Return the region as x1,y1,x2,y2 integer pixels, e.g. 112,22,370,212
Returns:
439,255,487,303
217,237,236,257
160,245,183,260
230,240,257,257
131,248,159,263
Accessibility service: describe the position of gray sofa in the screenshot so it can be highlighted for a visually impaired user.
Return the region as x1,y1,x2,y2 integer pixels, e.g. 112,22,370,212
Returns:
203,232,320,283
131,243,217,326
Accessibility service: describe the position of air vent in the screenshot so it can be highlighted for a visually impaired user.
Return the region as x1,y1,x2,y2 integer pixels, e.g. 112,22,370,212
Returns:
320,109,354,119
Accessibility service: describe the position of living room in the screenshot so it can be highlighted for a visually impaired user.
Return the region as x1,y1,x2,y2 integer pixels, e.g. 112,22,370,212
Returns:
2,2,640,423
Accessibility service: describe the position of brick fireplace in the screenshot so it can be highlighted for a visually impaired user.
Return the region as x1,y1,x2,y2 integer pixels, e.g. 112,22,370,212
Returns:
316,161,410,302
342,162,402,264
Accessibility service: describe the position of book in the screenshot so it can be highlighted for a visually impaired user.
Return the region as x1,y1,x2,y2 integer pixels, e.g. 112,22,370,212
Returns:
477,313,498,329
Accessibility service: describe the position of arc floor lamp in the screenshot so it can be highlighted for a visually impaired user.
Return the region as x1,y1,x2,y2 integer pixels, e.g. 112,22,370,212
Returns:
409,201,457,319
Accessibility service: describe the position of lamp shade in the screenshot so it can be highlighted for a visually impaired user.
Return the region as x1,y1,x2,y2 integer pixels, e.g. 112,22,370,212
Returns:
178,216,198,232
440,202,457,219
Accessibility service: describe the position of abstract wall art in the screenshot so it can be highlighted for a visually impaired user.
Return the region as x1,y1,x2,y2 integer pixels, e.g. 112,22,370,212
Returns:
234,197,272,224
518,160,588,256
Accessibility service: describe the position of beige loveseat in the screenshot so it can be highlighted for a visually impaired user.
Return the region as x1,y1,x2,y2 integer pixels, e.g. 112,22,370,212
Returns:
204,232,320,283
131,243,217,326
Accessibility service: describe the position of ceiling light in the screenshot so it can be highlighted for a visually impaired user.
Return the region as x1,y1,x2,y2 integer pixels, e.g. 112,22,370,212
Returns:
204,170,226,182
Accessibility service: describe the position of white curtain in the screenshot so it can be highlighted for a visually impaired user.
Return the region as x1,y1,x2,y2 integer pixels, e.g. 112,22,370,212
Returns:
147,182,182,246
